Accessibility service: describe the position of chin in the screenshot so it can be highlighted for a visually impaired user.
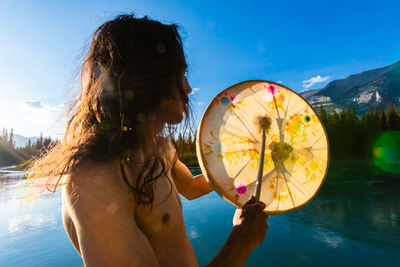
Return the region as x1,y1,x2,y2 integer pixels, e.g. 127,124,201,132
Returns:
158,99,185,125
166,113,184,124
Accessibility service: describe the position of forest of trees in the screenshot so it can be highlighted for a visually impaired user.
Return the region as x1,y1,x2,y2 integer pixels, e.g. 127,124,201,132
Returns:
320,105,400,159
0,129,57,166
173,131,198,166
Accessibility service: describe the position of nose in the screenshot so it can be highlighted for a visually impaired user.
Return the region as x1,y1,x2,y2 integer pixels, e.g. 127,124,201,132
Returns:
184,77,192,95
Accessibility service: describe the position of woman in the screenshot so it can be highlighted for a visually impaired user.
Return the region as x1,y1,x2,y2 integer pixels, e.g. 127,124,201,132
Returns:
29,14,268,266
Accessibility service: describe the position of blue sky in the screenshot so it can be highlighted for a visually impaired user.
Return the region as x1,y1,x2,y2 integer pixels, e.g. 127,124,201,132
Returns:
0,0,399,138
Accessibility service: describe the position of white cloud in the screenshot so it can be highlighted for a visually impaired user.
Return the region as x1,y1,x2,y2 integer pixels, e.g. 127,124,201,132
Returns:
23,101,42,109
20,100,64,112
189,87,200,95
277,80,282,84
302,75,332,89
12,100,66,138
197,102,204,106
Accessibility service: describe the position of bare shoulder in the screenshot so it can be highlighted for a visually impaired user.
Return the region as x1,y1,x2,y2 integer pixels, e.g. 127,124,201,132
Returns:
63,158,136,236
63,159,160,266
64,158,133,213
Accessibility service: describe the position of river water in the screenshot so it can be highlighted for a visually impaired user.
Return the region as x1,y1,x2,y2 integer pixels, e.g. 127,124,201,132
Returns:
0,161,399,266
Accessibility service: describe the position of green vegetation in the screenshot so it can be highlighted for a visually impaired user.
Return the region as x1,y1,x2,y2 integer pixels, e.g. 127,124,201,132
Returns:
15,160,34,169
0,129,57,167
173,131,198,166
319,105,400,159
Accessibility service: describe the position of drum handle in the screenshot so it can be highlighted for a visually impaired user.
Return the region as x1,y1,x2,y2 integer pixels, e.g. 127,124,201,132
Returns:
255,126,266,201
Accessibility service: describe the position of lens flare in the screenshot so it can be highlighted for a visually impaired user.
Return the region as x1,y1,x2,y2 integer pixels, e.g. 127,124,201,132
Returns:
372,131,400,174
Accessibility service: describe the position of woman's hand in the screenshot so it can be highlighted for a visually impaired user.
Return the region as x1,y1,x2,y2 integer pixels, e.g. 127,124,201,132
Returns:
206,196,269,267
232,196,269,249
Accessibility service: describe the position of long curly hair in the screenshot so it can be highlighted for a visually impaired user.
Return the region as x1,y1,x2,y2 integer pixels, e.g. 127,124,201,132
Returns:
27,14,191,205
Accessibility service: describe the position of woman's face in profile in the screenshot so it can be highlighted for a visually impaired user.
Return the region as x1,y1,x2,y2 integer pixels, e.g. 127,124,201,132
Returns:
156,71,192,125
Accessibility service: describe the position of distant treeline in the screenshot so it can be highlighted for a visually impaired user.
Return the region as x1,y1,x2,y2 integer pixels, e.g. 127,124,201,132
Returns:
173,105,400,166
319,105,400,159
0,126,197,167
173,131,198,166
0,129,57,166
2,105,399,167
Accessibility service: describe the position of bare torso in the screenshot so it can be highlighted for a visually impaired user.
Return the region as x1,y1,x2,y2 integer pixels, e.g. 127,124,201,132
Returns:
62,149,198,266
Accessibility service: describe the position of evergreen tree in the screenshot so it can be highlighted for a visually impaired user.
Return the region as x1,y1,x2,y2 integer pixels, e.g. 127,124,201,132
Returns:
319,105,328,127
387,105,400,130
43,137,52,149
1,128,5,143
9,128,15,148
35,132,44,150
379,109,387,131
3,129,8,145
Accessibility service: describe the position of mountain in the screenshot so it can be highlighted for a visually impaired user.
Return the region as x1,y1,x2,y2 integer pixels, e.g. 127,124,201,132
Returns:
13,134,38,148
300,61,400,113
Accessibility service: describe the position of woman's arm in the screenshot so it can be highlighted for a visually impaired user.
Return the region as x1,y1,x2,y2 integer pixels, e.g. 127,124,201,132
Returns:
206,197,269,267
171,159,213,200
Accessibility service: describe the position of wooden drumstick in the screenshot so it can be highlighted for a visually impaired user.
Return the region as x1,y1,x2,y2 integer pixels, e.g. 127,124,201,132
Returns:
255,116,270,201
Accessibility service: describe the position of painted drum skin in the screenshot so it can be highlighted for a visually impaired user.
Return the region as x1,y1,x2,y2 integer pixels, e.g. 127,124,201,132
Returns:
196,80,330,215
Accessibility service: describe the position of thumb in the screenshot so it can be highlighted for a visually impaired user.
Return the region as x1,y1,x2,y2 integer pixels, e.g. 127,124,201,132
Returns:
243,195,256,206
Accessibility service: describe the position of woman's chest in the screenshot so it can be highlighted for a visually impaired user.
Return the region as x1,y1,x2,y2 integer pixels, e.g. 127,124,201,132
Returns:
134,173,185,237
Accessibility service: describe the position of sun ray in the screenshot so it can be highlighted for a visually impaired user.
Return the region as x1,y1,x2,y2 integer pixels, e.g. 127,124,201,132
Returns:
282,172,295,208
273,95,281,119
230,108,257,141
220,128,257,143
232,157,253,181
248,87,274,118
294,148,326,163
286,178,311,198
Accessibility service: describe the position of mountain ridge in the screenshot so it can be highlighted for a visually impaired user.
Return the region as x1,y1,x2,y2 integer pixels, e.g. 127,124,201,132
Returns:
300,60,400,113
13,134,38,148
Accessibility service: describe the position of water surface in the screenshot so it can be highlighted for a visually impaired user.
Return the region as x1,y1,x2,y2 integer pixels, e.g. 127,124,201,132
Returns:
0,161,399,266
